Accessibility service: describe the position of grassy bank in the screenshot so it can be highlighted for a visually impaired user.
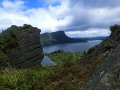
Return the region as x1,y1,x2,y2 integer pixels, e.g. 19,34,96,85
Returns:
46,50,84,65
0,51,84,90
0,51,101,90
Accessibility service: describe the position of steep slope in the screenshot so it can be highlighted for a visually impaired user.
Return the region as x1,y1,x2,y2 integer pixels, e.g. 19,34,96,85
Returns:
80,25,120,90
41,31,87,46
85,46,120,90
80,25,120,64
0,24,44,68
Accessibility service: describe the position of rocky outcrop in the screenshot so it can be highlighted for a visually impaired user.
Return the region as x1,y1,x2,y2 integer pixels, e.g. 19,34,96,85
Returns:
1,24,44,68
81,25,120,90
80,25,120,64
85,46,120,90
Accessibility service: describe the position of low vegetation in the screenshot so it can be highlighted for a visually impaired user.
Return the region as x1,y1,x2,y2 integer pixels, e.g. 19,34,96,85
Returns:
110,24,120,31
0,25,19,51
0,50,104,90
46,50,84,65
0,51,8,64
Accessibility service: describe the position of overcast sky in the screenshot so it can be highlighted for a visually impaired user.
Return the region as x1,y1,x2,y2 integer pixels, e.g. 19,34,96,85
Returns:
0,0,120,37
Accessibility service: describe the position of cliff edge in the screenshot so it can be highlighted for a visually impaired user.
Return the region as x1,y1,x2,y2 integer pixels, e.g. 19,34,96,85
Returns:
0,24,44,68
81,25,120,90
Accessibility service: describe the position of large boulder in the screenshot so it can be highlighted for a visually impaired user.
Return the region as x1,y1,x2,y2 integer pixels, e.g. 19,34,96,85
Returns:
0,24,44,68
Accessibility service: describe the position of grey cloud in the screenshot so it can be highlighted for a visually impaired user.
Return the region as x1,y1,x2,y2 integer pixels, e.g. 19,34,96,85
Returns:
59,0,120,31
69,0,120,8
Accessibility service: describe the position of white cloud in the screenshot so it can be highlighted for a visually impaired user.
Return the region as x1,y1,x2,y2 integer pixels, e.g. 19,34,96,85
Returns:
66,28,111,38
0,0,120,37
2,0,24,10
0,0,71,32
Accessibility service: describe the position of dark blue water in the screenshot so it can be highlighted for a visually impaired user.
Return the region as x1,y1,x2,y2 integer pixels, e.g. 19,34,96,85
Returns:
41,40,102,66
43,40,102,53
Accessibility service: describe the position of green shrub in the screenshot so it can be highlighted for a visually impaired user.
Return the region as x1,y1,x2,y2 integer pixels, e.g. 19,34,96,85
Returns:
47,50,84,65
110,24,120,31
0,27,19,51
0,51,8,64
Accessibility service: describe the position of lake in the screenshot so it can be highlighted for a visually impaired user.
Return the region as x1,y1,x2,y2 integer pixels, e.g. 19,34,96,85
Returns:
43,40,102,53
41,40,102,66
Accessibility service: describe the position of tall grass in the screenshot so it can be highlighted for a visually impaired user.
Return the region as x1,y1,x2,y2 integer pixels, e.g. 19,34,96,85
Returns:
0,51,105,90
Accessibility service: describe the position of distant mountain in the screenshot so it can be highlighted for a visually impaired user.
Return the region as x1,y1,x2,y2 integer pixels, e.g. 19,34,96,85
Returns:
79,36,108,41
40,31,87,46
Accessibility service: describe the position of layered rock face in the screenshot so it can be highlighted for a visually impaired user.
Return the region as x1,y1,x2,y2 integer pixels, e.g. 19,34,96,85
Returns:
82,25,120,90
85,46,120,90
3,25,44,68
